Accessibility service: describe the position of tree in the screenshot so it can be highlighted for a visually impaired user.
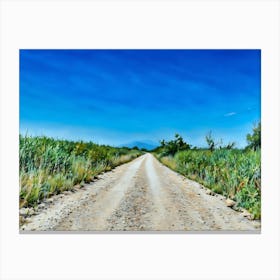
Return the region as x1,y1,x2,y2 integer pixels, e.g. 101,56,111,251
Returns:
206,132,236,151
205,131,219,151
160,134,191,156
174,133,191,151
160,139,166,147
246,122,261,150
224,142,236,150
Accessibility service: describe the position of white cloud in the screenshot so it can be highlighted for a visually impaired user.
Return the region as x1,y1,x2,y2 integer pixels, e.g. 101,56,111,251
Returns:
224,112,237,117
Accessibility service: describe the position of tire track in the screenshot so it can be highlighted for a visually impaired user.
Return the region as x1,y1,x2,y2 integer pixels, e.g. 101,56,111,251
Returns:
20,153,261,232
54,155,145,231
107,157,152,231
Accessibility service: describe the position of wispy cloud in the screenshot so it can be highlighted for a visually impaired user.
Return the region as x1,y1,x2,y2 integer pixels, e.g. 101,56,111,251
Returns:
20,50,261,147
224,112,237,117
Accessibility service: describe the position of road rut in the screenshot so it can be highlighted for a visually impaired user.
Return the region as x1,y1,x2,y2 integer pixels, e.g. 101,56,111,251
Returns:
20,153,261,232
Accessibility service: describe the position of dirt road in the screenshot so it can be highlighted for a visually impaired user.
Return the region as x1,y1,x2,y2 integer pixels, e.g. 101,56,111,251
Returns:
20,153,261,232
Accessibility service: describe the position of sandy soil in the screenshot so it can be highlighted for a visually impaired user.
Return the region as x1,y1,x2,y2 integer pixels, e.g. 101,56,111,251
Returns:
20,153,261,232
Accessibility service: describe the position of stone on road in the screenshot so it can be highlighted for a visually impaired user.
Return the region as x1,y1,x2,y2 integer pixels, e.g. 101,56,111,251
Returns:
20,153,261,232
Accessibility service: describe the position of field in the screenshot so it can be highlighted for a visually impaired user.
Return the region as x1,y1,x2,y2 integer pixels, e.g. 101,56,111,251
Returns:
19,135,142,208
156,149,261,219
19,125,261,221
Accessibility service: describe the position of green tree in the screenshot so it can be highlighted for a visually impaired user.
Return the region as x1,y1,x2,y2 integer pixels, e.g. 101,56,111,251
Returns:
205,131,219,151
206,132,236,151
224,142,236,150
246,122,261,150
160,134,191,156
160,139,166,147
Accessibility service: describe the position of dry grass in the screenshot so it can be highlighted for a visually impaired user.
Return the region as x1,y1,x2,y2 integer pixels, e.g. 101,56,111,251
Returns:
19,135,143,207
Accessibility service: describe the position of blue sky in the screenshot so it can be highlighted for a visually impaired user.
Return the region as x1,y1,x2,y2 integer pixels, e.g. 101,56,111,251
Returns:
20,49,260,148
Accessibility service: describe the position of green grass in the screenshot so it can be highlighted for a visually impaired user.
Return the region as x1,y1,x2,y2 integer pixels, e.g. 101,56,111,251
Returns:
156,149,261,219
19,135,143,207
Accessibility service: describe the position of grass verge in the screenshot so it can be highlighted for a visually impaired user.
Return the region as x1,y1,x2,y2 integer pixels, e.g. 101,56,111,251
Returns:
155,149,261,220
20,135,143,208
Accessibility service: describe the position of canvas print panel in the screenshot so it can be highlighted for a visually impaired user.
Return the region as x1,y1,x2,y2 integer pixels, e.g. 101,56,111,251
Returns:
19,50,261,232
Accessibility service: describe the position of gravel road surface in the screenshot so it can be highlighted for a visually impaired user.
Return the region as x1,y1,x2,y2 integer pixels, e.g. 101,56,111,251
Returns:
20,153,261,232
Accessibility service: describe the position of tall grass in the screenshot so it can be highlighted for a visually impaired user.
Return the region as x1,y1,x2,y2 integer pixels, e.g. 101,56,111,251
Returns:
19,135,142,207
157,149,261,219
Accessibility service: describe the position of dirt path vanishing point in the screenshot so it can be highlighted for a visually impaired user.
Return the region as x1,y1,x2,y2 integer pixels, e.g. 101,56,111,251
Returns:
20,153,261,232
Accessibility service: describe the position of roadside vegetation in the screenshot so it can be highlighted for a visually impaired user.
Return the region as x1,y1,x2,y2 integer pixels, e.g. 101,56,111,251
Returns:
19,135,143,208
153,122,261,219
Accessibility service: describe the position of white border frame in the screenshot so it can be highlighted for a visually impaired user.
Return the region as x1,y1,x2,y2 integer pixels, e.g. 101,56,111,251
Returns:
1,0,280,279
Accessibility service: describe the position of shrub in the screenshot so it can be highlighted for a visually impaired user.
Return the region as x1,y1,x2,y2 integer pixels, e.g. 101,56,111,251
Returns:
159,134,191,156
246,122,261,150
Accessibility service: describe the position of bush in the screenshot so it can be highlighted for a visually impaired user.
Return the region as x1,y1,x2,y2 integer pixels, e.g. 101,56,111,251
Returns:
159,134,191,156
246,122,261,150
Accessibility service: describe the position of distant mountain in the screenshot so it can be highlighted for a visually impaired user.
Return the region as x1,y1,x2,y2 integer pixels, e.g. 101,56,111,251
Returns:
120,141,158,151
